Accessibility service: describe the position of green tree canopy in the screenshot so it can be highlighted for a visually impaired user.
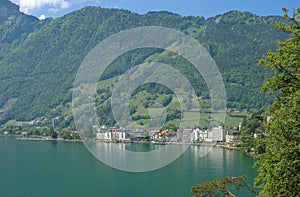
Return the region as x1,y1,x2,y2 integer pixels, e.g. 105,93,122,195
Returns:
255,91,300,196
255,8,300,196
259,8,300,100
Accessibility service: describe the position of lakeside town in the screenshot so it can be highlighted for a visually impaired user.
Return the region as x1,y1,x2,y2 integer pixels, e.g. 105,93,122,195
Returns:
93,125,241,146
1,106,244,147
1,121,242,149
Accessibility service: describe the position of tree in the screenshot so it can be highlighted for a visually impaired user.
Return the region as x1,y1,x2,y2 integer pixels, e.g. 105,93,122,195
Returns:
255,92,300,196
240,111,266,153
50,127,58,139
191,176,255,197
255,8,300,196
259,8,300,100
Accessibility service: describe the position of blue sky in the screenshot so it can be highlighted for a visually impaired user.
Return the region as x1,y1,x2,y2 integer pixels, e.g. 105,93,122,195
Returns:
10,0,300,20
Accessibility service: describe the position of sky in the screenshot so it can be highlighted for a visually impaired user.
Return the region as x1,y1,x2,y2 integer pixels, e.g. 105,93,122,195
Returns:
9,0,300,20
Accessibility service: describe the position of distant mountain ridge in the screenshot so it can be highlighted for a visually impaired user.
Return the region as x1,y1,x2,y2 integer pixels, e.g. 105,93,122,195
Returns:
0,0,289,126
0,0,51,64
0,0,38,43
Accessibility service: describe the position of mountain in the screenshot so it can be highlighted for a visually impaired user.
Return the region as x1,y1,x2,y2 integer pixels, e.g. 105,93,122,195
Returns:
0,0,51,53
0,0,36,43
0,0,289,127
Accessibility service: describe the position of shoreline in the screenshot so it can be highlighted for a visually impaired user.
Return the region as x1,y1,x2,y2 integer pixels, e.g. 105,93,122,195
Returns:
0,134,22,137
13,136,241,150
2,135,242,150
216,144,241,150
16,137,82,143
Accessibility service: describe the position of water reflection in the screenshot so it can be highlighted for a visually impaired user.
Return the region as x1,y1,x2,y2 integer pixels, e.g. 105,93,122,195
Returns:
85,142,189,172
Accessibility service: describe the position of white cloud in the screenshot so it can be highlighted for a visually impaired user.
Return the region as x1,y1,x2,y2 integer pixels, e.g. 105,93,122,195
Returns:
48,8,59,13
11,0,71,14
60,1,70,9
38,14,46,20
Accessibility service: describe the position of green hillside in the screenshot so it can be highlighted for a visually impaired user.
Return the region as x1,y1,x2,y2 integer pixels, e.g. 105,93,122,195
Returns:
0,1,289,128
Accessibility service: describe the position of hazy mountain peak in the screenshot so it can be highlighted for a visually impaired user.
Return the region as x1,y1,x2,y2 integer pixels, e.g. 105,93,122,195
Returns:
0,0,20,21
0,0,39,43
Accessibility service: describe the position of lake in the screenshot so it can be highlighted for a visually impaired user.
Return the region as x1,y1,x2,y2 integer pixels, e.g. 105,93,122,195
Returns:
0,136,257,196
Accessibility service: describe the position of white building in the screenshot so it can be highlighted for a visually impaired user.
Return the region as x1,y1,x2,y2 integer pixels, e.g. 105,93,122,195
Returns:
96,132,111,141
190,128,212,142
198,129,209,141
190,128,201,142
211,126,225,142
96,127,129,141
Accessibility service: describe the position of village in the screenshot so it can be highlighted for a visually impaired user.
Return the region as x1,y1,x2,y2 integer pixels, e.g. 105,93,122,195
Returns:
94,125,241,146
0,116,241,147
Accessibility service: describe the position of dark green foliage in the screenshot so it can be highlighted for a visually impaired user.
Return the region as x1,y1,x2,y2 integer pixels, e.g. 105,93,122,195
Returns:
240,111,266,153
50,127,58,139
96,99,116,127
255,92,300,196
198,12,287,109
166,109,181,121
254,8,300,196
132,114,150,121
162,95,173,107
59,130,80,140
260,9,300,100
191,176,255,197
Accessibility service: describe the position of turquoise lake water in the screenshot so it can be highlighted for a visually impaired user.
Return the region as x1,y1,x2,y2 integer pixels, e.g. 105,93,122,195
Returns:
0,136,257,196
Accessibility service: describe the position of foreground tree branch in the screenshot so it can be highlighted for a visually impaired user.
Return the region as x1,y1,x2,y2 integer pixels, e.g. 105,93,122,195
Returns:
191,176,255,197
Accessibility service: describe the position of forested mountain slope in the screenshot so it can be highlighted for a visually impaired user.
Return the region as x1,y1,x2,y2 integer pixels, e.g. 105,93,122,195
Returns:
0,0,288,125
